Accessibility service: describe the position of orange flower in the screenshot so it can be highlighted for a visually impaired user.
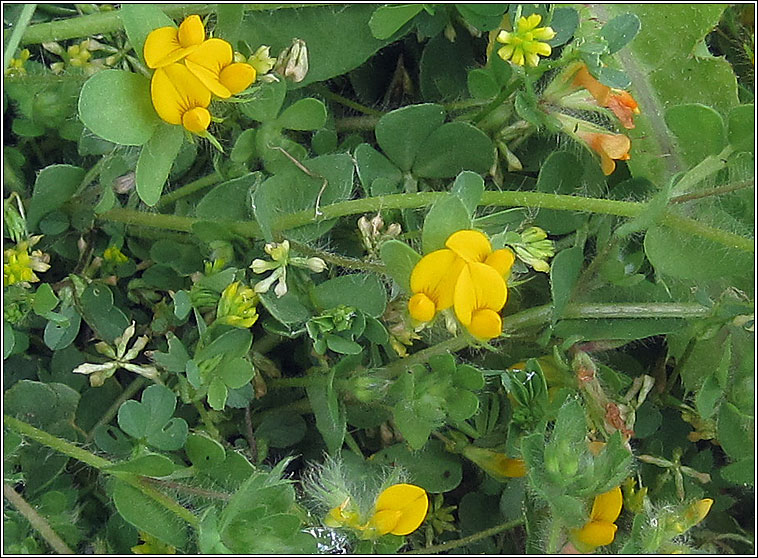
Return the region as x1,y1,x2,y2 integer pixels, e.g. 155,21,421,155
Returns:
572,64,640,129
576,129,631,176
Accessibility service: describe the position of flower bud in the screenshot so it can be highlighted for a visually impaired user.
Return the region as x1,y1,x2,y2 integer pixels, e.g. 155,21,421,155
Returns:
305,257,327,273
248,45,276,75
275,38,308,82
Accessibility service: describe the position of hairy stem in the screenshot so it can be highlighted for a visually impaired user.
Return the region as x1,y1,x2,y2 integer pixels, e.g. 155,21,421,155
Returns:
156,171,223,208
402,517,525,554
3,482,75,554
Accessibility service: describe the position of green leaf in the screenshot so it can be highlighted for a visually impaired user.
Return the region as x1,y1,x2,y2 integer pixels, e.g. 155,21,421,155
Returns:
720,457,754,486
78,70,159,146
3,322,14,359
727,104,755,153
594,66,631,89
259,290,311,327
451,171,485,216
120,4,176,66
717,402,753,461
79,283,130,344
136,123,184,206
548,7,579,47
695,374,723,420
185,432,226,470
325,334,363,355
240,79,286,122
32,283,59,316
467,68,500,100
218,357,255,390
112,480,188,549
534,151,585,235
117,400,150,439
276,98,327,131
215,4,244,46
601,13,641,54
379,240,421,293
446,390,479,421
230,128,257,163
354,143,403,194
369,4,424,39
207,376,229,411
253,153,354,242
93,425,133,457
371,439,462,493
422,195,471,254
375,103,446,171
413,122,494,178
550,246,583,322
255,410,307,449
196,329,253,363
313,273,387,317
43,305,81,350
27,164,85,230
306,370,345,454
664,104,725,168
196,173,258,221
393,402,434,450
105,453,179,477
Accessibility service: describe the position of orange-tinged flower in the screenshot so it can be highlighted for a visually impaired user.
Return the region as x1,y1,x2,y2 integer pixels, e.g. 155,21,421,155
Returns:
150,63,211,133
572,486,623,548
576,130,631,176
184,38,256,98
572,64,640,129
144,15,205,69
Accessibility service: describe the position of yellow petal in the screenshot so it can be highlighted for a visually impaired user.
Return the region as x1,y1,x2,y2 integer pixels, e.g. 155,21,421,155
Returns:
496,30,511,44
144,27,184,69
374,484,429,536
370,509,402,536
574,520,618,547
408,292,436,322
512,49,525,66
453,262,507,326
532,41,552,57
498,44,515,60
532,26,556,41
410,249,465,311
178,15,205,47
525,52,540,67
184,38,234,98
485,248,515,278
182,107,211,133
219,62,256,95
523,13,542,31
591,486,623,523
445,230,491,262
151,63,211,126
467,308,503,340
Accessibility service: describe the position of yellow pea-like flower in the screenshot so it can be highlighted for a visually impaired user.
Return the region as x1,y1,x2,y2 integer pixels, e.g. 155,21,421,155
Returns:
409,249,466,322
184,38,256,98
368,484,429,536
150,63,211,133
144,14,205,69
453,261,508,341
572,486,623,548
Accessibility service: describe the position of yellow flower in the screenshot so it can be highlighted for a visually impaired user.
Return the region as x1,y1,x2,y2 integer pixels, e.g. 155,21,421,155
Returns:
103,245,128,264
366,484,429,537
5,48,30,77
184,38,256,98
144,14,205,69
150,62,212,133
461,446,527,480
408,230,515,341
216,281,259,328
496,14,556,67
571,486,623,549
4,236,50,287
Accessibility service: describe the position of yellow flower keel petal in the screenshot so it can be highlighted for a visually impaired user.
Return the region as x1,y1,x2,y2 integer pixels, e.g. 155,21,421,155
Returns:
374,484,429,536
575,520,618,548
409,293,436,322
219,63,256,95
467,309,503,340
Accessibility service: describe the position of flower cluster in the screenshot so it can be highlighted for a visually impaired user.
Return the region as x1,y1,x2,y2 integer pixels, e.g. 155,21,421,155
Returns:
4,236,51,287
250,240,326,298
5,48,30,77
325,483,429,540
408,230,515,341
496,14,556,67
216,281,259,328
144,15,257,134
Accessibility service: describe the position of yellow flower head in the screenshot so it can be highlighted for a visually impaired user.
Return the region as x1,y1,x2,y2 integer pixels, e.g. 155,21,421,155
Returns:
103,245,129,264
367,484,429,537
216,281,259,329
408,230,515,341
4,236,50,287
150,62,212,133
184,38,256,98
144,14,205,69
496,14,556,67
572,486,623,549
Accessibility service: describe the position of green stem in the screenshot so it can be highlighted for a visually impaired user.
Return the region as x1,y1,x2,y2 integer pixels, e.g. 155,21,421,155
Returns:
335,115,381,132
670,179,754,204
156,171,223,208
75,157,108,197
3,4,36,71
4,415,198,527
3,158,27,194
100,190,753,253
285,238,386,274
3,482,75,554
402,517,525,555
546,517,565,554
9,4,325,45
86,377,147,442
311,84,384,117
670,145,735,196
